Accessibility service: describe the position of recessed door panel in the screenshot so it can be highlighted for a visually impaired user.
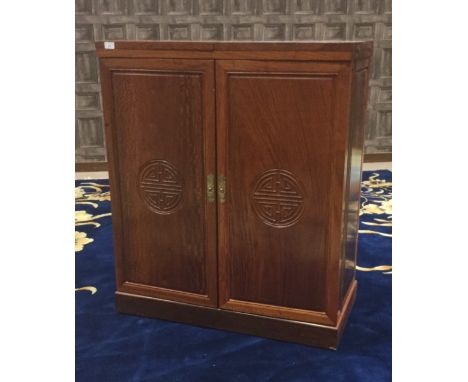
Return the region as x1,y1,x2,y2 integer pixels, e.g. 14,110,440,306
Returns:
100,58,217,307
216,60,351,323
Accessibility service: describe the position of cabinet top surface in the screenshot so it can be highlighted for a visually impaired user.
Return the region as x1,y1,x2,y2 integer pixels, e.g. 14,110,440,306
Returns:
95,40,373,61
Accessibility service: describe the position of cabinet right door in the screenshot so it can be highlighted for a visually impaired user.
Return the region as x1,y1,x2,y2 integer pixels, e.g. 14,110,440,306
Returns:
216,60,352,325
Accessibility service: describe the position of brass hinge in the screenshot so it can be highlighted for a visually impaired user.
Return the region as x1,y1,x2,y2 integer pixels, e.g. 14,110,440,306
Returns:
218,175,226,204
207,174,215,203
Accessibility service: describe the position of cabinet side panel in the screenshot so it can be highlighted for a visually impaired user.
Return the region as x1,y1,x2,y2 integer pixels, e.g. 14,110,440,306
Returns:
341,65,369,303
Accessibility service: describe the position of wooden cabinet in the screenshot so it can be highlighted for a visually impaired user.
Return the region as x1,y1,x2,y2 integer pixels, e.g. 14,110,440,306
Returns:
96,41,372,349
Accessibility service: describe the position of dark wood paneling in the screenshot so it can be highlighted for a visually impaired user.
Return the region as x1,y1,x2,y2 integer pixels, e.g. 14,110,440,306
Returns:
100,58,217,307
341,63,370,305
115,279,357,350
95,41,373,62
216,59,352,325
95,40,372,51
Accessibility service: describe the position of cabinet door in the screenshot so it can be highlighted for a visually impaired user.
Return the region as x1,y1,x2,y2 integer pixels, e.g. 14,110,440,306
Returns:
100,58,217,307
216,60,351,324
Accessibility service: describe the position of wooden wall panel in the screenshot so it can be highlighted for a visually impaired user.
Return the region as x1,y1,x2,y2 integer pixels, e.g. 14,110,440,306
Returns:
75,0,391,163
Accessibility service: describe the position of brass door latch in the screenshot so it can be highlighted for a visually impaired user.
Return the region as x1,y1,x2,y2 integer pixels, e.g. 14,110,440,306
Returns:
207,174,225,204
207,174,215,203
218,175,225,204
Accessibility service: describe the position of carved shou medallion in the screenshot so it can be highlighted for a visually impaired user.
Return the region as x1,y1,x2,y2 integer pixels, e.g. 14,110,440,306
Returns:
138,160,183,214
251,169,304,228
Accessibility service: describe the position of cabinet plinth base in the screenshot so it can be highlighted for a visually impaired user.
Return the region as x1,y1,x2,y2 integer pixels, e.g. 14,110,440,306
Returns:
115,280,357,350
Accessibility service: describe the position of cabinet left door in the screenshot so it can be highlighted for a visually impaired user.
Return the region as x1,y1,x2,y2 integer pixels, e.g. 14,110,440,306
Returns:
100,58,217,307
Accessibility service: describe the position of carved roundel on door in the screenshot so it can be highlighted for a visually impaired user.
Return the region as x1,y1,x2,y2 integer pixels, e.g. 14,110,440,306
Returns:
138,160,183,215
251,169,304,228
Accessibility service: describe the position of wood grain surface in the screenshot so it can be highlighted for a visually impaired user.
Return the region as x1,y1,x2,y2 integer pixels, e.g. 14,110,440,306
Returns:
216,59,352,325
100,58,217,307
97,41,371,347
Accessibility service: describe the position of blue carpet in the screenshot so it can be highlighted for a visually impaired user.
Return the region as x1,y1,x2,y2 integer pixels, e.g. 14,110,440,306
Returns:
75,170,392,382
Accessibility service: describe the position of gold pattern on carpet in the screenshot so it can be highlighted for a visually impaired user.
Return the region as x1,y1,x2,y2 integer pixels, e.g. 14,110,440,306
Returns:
75,286,97,295
358,173,392,274
75,182,111,294
75,231,93,252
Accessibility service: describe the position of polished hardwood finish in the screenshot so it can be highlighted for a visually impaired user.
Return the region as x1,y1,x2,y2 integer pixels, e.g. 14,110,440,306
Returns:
100,58,217,307
95,41,373,62
341,64,370,304
97,41,371,349
216,59,351,326
116,279,357,350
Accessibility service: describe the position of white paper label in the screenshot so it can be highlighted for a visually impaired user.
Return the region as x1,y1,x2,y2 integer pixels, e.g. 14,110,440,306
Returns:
104,41,115,50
